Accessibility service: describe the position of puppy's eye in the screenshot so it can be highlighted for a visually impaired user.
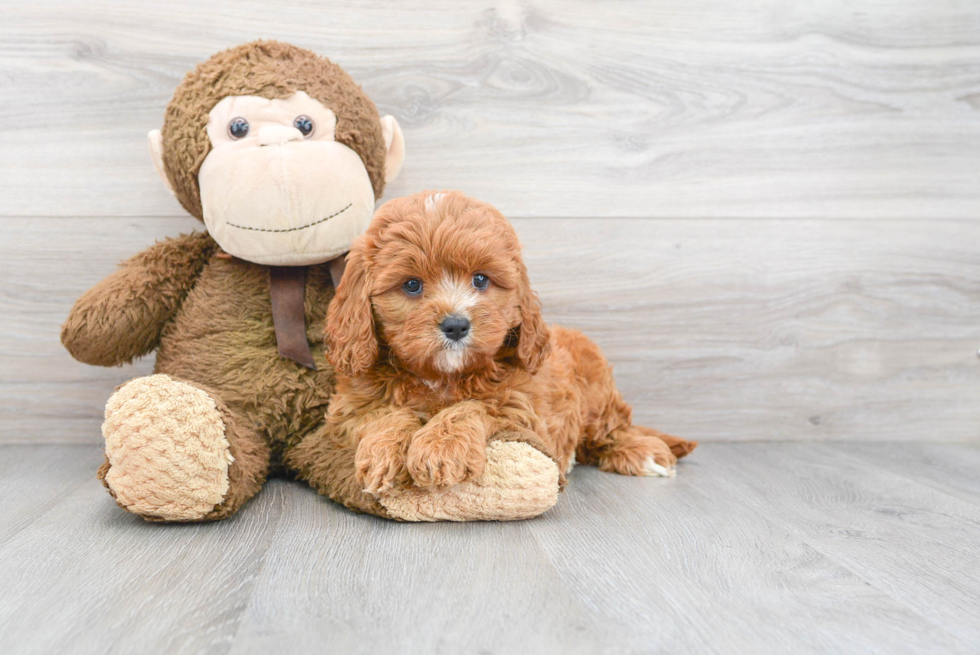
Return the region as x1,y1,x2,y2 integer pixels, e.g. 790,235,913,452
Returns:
228,117,249,139
402,279,423,296
472,274,490,291
293,115,314,137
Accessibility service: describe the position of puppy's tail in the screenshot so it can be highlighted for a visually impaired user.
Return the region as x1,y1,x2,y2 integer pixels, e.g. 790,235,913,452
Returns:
636,426,698,459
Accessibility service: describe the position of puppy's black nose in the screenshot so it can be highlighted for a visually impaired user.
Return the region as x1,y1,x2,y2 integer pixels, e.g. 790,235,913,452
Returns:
440,315,470,342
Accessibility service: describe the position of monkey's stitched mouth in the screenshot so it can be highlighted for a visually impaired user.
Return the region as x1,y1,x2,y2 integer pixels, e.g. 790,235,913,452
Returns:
225,203,352,233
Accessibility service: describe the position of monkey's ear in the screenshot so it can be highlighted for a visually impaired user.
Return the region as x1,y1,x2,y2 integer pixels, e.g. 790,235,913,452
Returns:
148,130,175,196
380,116,405,184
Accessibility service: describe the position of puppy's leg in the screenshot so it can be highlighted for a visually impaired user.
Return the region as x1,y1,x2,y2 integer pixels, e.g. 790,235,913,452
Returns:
558,326,696,477
406,400,490,489
636,425,698,459
588,426,681,477
579,416,698,478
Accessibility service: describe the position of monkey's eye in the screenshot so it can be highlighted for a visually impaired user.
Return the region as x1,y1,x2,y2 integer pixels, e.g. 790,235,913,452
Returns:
472,274,490,291
402,279,423,296
293,115,315,137
228,117,249,139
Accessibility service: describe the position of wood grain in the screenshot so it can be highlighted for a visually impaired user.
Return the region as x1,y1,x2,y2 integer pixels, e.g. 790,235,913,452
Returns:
227,485,607,655
703,442,980,648
843,442,980,503
1,443,979,654
2,2,979,652
1,1,978,444
528,446,973,654
0,445,100,545
3,216,978,443
0,0,979,219
0,446,286,655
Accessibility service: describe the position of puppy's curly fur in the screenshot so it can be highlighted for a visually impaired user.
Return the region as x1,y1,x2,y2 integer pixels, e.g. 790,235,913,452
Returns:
291,191,696,516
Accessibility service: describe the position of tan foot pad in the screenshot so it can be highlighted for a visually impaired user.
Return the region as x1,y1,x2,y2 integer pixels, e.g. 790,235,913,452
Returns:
377,441,560,522
102,375,233,521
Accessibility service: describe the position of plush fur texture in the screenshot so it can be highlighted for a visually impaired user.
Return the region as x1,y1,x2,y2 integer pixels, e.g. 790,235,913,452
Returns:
67,232,337,520
63,40,391,521
287,191,697,517
378,441,560,521
102,375,234,521
162,40,388,220
65,43,561,522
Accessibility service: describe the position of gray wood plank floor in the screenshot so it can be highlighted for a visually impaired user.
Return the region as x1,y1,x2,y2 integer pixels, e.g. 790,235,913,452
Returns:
1,443,978,655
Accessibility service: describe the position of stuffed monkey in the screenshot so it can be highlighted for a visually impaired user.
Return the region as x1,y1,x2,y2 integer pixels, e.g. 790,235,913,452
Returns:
62,41,560,522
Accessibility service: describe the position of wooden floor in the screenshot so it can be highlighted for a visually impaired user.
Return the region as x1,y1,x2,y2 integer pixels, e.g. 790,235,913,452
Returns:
1,442,978,654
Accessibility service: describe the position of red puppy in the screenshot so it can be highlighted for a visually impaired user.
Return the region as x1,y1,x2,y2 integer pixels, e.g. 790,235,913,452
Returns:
303,191,695,515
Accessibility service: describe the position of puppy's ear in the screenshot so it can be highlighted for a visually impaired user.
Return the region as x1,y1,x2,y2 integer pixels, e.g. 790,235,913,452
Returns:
325,248,378,377
515,260,550,374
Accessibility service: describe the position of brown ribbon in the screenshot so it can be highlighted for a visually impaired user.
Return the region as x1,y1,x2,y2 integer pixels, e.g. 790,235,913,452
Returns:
269,266,317,370
266,254,347,371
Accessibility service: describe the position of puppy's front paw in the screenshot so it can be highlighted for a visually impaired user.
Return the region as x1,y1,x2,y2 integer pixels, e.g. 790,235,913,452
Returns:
355,434,409,495
406,425,486,490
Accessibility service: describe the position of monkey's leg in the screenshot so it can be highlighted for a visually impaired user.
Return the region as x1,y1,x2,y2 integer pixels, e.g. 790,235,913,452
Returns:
288,416,561,522
99,374,270,522
385,406,563,522
377,439,561,522
286,409,419,518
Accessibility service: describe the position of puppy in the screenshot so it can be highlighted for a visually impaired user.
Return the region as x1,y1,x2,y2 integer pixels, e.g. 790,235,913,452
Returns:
314,191,695,513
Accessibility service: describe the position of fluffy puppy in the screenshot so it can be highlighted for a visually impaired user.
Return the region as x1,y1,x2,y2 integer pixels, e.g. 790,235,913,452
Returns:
303,191,695,514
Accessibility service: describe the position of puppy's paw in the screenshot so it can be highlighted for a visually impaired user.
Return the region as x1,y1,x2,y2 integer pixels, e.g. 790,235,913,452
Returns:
355,433,409,495
641,437,677,477
642,455,675,478
597,431,678,478
406,426,486,489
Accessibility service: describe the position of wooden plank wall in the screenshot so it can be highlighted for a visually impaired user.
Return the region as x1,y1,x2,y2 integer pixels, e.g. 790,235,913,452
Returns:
1,0,978,443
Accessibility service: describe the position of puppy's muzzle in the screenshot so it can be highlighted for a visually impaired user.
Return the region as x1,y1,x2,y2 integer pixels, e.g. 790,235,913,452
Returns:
440,315,470,342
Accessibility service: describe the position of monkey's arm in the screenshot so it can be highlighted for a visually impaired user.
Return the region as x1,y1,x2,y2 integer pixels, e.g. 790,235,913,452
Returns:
61,231,217,366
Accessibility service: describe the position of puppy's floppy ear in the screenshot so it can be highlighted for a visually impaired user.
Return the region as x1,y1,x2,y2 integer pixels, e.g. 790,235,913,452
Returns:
514,259,550,374
325,248,378,377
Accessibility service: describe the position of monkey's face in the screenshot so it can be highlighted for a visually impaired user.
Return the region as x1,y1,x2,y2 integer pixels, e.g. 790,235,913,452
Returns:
150,42,406,266
152,90,404,266
198,91,379,265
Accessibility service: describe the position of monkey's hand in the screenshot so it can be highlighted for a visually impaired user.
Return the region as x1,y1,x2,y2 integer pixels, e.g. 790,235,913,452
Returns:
61,232,216,366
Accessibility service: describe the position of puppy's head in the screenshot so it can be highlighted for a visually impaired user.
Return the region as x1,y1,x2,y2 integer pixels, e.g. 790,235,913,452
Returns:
326,191,549,380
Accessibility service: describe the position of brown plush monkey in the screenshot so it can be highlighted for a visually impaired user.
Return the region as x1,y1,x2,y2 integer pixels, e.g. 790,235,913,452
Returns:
62,41,560,522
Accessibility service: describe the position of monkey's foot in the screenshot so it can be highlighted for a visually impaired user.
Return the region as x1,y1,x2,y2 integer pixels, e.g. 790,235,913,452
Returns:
376,441,560,522
101,375,234,522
